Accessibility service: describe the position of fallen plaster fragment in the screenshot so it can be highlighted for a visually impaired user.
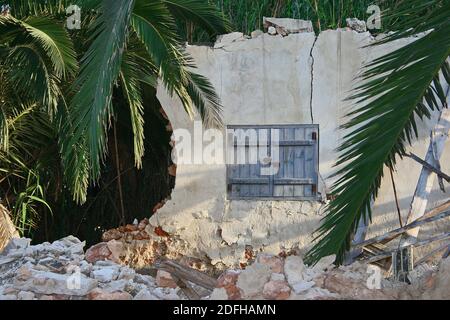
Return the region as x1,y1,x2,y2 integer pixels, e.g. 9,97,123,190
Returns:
263,17,314,34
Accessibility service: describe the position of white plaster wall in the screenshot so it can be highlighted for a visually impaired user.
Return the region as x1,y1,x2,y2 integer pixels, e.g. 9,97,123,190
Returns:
152,30,450,267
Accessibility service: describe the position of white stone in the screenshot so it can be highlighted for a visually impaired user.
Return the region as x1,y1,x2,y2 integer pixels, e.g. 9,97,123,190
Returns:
236,263,271,298
270,273,286,281
292,280,315,294
214,32,245,48
95,260,117,267
210,287,228,300
6,248,25,258
17,291,35,300
346,18,367,33
118,267,135,281
92,267,119,283
5,238,31,251
251,30,264,39
13,269,98,296
134,288,159,300
134,274,156,288
284,256,306,287
264,17,314,34
312,254,336,272
79,260,92,275
267,26,277,35
0,294,17,300
102,279,129,293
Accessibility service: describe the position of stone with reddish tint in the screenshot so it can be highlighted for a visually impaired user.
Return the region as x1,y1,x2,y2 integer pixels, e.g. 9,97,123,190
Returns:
138,219,149,230
102,229,123,242
106,240,124,263
217,271,240,288
88,288,132,300
156,270,178,289
85,243,112,263
263,281,291,300
258,254,284,273
168,164,177,177
225,284,242,300
216,270,241,300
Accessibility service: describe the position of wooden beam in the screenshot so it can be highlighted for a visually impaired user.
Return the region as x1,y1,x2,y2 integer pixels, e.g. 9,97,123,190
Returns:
353,208,450,249
153,259,217,291
405,153,450,183
402,103,450,245
364,231,450,264
414,242,450,267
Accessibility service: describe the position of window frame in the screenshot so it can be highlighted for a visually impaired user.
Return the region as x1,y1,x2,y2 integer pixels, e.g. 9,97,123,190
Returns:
226,124,320,201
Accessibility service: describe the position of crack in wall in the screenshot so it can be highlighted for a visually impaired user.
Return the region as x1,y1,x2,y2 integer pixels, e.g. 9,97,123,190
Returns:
309,35,319,124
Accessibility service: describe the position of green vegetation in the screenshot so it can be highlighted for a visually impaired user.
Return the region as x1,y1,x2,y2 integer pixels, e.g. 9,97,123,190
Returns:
185,0,400,42
0,0,229,244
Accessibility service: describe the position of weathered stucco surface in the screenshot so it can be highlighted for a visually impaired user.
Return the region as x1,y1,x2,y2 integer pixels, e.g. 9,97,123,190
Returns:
152,29,450,267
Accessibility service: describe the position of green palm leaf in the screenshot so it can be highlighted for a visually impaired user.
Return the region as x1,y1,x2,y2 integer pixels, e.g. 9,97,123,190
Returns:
119,50,147,168
162,0,231,35
62,0,135,197
305,0,450,265
131,0,224,128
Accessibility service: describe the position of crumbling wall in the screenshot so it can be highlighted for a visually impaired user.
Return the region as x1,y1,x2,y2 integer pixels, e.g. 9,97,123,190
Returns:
153,26,450,268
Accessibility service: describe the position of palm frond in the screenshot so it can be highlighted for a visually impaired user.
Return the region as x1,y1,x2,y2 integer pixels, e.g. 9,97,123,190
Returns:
162,0,231,35
131,0,180,67
305,0,450,265
0,15,77,116
62,0,135,199
120,51,146,168
186,71,223,128
131,0,224,128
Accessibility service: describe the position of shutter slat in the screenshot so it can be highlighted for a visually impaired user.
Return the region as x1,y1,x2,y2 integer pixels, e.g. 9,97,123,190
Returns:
227,124,319,200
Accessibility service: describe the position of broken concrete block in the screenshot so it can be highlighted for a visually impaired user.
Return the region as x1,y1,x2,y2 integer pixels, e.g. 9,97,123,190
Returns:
258,254,284,273
214,32,245,49
263,17,313,34
346,18,367,33
312,254,336,273
17,291,35,300
210,287,228,300
262,280,291,300
251,29,264,39
88,288,133,300
291,280,315,294
92,266,119,283
236,263,271,298
270,273,286,282
267,26,277,35
85,243,112,263
13,268,98,296
133,288,159,300
284,255,306,287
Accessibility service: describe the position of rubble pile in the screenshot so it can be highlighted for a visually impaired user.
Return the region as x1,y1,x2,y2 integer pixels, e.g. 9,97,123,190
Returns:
0,237,182,300
98,219,223,275
211,253,449,300
1,234,448,300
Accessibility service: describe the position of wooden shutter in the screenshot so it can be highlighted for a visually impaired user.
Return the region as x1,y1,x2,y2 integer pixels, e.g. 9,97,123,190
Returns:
227,125,319,200
227,127,271,198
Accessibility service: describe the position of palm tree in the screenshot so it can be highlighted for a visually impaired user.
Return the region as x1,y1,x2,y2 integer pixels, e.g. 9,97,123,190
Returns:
305,0,450,265
0,0,230,238
0,1,77,233
60,0,230,204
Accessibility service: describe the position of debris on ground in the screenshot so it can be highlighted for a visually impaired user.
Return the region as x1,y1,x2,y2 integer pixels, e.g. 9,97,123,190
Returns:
1,235,448,300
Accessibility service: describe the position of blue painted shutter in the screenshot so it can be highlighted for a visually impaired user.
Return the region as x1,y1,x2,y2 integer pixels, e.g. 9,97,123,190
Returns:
227,125,318,200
